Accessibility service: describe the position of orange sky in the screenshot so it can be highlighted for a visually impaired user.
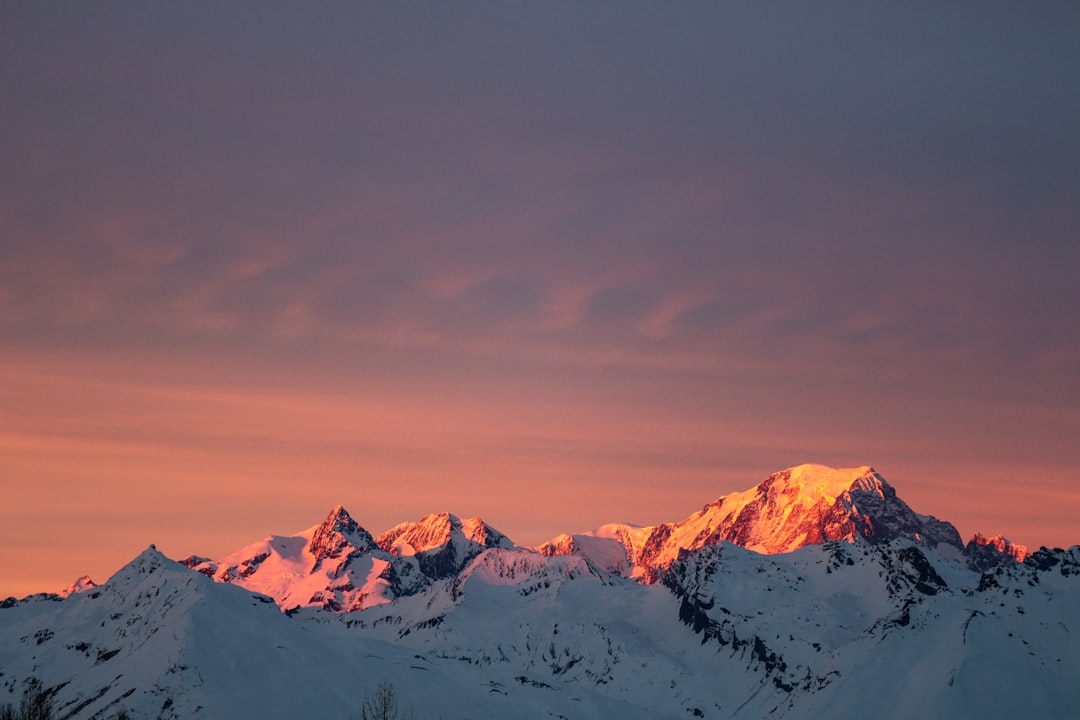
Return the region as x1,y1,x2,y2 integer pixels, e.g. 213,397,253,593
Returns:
3,345,1078,598
2,4,1079,597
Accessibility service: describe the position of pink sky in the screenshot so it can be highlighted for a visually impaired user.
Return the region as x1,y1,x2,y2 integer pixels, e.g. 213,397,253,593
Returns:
2,4,1078,597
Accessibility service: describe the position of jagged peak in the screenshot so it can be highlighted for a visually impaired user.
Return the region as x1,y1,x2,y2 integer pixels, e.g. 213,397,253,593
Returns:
377,512,511,555
422,511,457,529
552,464,964,579
461,515,511,548
181,554,212,569
322,505,359,533
967,532,1029,563
309,505,376,560
59,575,98,597
535,533,577,557
376,513,453,553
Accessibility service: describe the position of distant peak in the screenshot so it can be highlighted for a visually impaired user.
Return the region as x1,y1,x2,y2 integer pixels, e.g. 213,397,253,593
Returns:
782,463,877,484
137,544,165,561
535,534,577,557
103,544,183,589
758,464,885,501
462,515,511,548
967,532,1029,565
421,511,456,527
376,512,513,562
59,575,98,597
322,505,358,534
308,506,375,561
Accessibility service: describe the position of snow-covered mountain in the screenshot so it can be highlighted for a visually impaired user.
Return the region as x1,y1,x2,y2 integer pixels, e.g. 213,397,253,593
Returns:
184,505,429,612
2,464,1076,719
964,532,1030,571
376,511,515,579
180,507,515,613
58,576,98,599
538,464,987,581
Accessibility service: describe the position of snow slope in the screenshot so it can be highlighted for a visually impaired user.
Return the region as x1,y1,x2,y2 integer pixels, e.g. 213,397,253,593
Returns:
186,506,429,611
376,511,514,579
4,540,1077,719
540,464,977,580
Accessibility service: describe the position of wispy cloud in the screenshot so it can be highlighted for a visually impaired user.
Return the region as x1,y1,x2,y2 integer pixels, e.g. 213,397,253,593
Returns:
2,2,1078,595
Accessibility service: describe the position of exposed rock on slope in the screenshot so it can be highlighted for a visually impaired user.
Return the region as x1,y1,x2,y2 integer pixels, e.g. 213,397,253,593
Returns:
189,506,427,612
963,532,1029,571
377,512,514,580
3,465,1078,720
541,465,966,581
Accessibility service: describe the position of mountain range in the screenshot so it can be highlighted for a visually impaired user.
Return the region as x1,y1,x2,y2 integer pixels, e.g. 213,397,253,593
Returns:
1,464,1076,719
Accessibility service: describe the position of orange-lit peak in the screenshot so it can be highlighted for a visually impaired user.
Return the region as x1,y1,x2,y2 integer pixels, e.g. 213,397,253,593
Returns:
969,532,1029,563
773,464,881,503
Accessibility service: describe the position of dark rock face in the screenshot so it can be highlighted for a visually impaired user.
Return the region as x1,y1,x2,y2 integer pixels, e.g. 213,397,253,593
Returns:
637,524,673,582
239,552,270,578
631,468,964,582
416,541,461,581
308,506,376,569
542,467,973,587
376,512,513,581
535,535,577,557
894,546,948,595
841,480,963,550
375,560,423,598
1024,546,1080,576
467,519,512,549
964,533,1029,572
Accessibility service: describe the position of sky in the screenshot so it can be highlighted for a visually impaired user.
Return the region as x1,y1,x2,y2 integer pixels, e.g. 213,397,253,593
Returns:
2,2,1079,597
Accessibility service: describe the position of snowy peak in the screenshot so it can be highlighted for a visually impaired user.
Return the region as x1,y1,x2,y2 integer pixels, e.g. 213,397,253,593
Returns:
764,463,882,499
103,544,186,592
169,465,1031,614
743,464,890,516
376,512,509,554
376,512,513,580
460,515,511,548
675,463,963,555
184,508,517,614
964,532,1030,571
188,509,427,613
535,533,578,557
971,533,1029,561
535,524,650,577
541,465,965,582
377,512,457,555
309,505,376,562
58,575,98,598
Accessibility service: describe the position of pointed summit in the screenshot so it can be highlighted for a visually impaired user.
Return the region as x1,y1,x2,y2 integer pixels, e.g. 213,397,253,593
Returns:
377,513,512,556
541,464,964,582
59,575,98,598
376,512,513,580
696,464,961,553
323,505,359,534
103,544,188,592
308,505,376,563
